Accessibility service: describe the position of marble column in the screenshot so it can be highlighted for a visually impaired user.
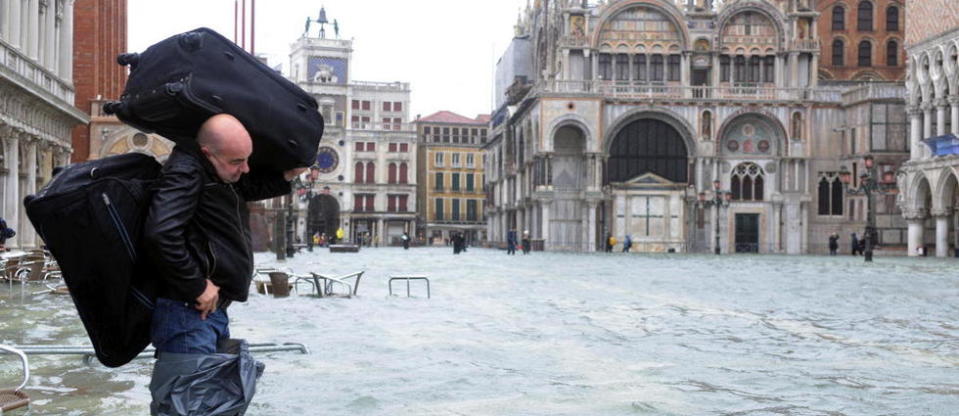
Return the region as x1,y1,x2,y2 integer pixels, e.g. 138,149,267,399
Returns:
937,98,948,137
24,137,37,248
923,103,934,158
376,218,385,246
905,209,927,256
4,134,19,248
58,0,73,79
950,96,959,135
7,0,22,47
809,54,819,87
27,0,38,60
587,200,597,252
933,209,952,257
681,53,691,88
541,201,551,251
562,49,570,80
908,106,923,160
788,52,799,88
43,0,54,70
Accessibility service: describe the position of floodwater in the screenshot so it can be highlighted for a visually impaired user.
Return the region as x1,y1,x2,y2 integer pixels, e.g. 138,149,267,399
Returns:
1,248,958,415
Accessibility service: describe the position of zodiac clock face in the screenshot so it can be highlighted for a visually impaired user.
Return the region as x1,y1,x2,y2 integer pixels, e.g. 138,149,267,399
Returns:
316,146,339,173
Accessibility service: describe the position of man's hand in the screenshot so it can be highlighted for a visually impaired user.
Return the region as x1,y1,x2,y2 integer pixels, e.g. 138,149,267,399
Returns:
284,167,308,181
195,279,220,320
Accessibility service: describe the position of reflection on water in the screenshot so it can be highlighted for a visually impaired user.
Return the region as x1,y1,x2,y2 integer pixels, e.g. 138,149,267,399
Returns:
1,248,958,415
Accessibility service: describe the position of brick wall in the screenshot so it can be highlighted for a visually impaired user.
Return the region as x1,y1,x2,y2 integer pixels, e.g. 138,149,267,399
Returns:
817,0,906,81
72,0,127,163
906,0,959,47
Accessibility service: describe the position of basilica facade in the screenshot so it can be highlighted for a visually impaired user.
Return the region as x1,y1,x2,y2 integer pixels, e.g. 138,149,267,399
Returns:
485,0,908,254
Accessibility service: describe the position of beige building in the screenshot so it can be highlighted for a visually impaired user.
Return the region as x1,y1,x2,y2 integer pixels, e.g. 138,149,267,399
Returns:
415,111,489,244
1,0,89,249
898,0,959,256
289,17,417,246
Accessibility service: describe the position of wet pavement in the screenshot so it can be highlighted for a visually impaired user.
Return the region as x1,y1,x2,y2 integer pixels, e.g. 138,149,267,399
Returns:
1,247,958,415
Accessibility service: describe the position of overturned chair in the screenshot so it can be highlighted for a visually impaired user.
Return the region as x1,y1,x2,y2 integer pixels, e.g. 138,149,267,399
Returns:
0,345,30,413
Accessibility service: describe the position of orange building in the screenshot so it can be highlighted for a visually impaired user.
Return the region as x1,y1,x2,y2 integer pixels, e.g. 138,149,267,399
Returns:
817,0,905,81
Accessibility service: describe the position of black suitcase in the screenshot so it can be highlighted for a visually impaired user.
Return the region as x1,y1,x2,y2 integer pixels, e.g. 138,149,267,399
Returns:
24,153,161,368
104,27,323,171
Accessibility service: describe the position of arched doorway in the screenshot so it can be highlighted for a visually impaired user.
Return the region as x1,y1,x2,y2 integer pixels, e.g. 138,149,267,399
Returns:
939,173,959,257
307,194,340,243
606,116,691,253
607,118,688,184
549,125,588,251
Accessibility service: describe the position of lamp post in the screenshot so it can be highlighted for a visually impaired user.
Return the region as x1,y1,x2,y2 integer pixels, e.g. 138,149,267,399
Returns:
697,179,732,254
290,167,321,256
839,155,897,262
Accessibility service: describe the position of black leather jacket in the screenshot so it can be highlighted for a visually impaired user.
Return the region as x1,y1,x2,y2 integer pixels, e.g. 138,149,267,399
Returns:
143,145,291,303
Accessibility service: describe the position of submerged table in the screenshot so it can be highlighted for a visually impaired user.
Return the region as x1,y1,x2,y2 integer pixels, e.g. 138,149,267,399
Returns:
388,274,430,298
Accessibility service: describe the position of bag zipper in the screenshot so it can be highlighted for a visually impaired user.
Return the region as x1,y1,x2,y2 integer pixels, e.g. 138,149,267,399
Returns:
101,193,137,262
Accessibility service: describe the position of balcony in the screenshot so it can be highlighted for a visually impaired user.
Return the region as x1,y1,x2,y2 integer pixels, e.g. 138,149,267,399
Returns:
0,40,77,113
545,80,843,103
791,39,820,51
841,83,907,106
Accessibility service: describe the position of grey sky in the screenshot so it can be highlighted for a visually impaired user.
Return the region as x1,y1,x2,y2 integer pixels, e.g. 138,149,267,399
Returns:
129,0,529,119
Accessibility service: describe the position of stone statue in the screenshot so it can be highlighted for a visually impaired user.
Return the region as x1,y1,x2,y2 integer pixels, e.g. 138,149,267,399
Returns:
304,17,311,36
334,19,339,38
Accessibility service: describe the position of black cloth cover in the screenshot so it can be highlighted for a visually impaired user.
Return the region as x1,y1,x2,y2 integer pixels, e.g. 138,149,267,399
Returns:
106,27,324,171
24,153,161,367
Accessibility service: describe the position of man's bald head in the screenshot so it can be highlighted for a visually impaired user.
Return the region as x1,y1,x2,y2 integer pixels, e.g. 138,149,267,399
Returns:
198,114,253,183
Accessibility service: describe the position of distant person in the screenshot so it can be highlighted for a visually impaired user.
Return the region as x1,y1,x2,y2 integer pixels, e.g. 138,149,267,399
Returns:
521,230,531,255
606,233,615,253
850,233,861,256
623,235,633,253
828,233,839,256
401,232,410,250
506,229,517,255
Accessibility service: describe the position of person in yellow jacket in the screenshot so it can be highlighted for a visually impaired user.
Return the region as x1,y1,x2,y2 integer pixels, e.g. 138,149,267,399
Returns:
335,227,344,244
606,233,616,252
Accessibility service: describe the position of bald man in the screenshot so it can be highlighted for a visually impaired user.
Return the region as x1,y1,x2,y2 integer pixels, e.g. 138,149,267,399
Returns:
144,114,305,357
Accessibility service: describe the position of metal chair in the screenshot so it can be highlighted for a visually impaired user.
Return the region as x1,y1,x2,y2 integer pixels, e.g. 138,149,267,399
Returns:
0,345,30,413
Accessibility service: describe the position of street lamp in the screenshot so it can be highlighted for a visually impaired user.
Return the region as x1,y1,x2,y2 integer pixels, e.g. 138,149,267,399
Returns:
290,167,322,255
697,179,732,254
838,155,897,262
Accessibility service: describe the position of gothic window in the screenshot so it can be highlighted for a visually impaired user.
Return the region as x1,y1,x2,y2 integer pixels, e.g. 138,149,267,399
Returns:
731,163,765,201
616,54,629,81
651,54,664,82
668,55,681,82
792,112,803,140
818,174,844,215
748,56,761,83
599,54,612,80
388,163,397,184
886,6,899,31
720,55,731,82
858,40,872,67
857,1,873,31
832,39,845,66
887,40,898,66
366,162,375,184
734,55,746,82
702,111,712,140
399,163,408,184
354,162,364,183
763,56,775,82
832,6,845,30
634,54,647,81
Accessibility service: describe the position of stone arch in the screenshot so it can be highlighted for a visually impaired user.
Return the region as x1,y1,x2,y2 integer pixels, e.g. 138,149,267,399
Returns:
934,168,959,213
904,171,933,214
605,108,696,158
605,116,689,184
716,2,786,51
547,114,594,153
308,193,341,239
716,110,788,157
552,125,587,190
590,0,689,50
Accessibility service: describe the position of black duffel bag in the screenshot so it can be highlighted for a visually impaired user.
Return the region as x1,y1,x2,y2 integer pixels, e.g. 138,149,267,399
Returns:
104,27,323,171
24,153,161,368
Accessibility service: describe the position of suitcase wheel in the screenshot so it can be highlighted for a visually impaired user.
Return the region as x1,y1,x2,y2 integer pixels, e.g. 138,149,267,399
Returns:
117,53,140,68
